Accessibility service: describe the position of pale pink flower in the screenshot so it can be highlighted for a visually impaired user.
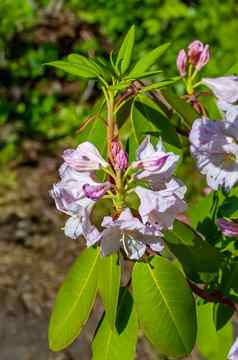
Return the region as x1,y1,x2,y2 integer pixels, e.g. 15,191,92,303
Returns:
202,76,238,104
100,208,164,259
176,49,187,77
63,141,108,171
189,111,238,191
217,218,238,237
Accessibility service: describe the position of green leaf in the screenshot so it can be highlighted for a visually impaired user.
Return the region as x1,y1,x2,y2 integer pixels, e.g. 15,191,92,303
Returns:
219,195,238,219
48,247,100,351
189,191,225,246
124,70,162,80
164,220,221,275
128,94,181,162
128,42,170,78
116,25,135,75
196,303,233,360
92,288,138,360
46,60,97,79
227,62,238,74
161,88,198,125
67,53,108,78
132,256,197,358
213,303,234,331
98,253,121,330
139,77,180,93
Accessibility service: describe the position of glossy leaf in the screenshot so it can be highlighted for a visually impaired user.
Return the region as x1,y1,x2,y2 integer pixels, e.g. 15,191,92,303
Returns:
46,60,98,78
116,25,135,75
132,256,197,358
128,42,170,78
228,62,238,74
164,220,221,274
128,94,181,161
48,247,100,351
213,303,233,331
124,70,162,80
98,253,121,330
140,77,180,93
189,191,225,246
161,88,198,125
196,303,232,360
219,195,238,219
68,53,109,79
92,288,138,360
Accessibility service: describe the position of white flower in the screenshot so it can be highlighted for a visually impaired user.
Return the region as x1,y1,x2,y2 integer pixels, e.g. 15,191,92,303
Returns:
135,178,187,230
50,164,108,244
62,141,108,171
100,208,164,259
189,111,238,190
202,76,238,104
132,136,179,189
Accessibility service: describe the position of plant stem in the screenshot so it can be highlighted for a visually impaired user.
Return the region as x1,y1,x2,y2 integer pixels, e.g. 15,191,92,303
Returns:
188,280,238,311
106,90,114,161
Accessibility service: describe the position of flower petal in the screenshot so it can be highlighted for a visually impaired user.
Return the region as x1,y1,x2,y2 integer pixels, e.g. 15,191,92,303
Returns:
124,234,146,260
228,337,238,360
64,216,83,240
100,228,121,256
63,142,108,171
202,76,238,104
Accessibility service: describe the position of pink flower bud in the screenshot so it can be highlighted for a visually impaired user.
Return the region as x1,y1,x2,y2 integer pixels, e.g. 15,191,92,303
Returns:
176,49,187,77
188,40,210,70
111,140,128,171
217,218,238,237
188,40,204,65
111,141,121,158
196,45,210,70
115,149,128,171
83,182,111,200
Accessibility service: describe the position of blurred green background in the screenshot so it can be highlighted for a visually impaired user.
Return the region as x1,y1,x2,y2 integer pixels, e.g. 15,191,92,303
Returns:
1,0,238,168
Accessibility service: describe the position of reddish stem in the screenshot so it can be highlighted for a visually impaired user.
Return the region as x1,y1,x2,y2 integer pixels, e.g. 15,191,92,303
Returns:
188,280,237,311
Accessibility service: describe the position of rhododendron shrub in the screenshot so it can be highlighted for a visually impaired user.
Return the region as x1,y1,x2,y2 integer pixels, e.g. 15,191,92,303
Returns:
46,26,238,359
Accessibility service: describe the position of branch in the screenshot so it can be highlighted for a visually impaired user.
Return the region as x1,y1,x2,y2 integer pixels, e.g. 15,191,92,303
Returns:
188,280,238,311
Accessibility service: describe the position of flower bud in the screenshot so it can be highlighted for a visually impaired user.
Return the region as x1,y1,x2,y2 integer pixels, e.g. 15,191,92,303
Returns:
83,182,111,201
176,49,187,77
188,40,204,65
111,140,128,171
188,40,210,70
115,149,128,171
111,141,121,158
196,45,210,70
217,218,238,237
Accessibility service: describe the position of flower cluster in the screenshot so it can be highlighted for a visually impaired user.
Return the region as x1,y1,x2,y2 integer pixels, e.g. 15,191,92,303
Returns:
50,137,187,259
177,40,210,78
189,76,238,191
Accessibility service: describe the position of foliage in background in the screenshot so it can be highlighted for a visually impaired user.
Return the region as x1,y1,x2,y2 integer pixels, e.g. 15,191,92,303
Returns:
1,0,238,173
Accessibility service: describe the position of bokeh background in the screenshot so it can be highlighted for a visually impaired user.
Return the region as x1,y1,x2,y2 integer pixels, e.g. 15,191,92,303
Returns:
0,0,238,359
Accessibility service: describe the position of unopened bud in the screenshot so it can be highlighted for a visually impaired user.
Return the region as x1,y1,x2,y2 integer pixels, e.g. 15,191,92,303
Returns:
115,149,128,171
83,182,111,201
111,140,128,171
188,40,210,70
196,45,210,70
111,141,121,158
176,49,187,77
188,40,204,65
217,218,238,237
